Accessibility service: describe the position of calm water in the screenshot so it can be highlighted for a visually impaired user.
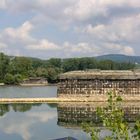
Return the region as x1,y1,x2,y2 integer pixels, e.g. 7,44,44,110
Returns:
0,86,140,140
0,103,90,140
0,86,89,140
0,86,57,98
0,102,140,140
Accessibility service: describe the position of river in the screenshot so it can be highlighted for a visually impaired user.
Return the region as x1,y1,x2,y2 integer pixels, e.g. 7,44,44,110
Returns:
0,86,139,140
0,86,89,140
0,86,57,98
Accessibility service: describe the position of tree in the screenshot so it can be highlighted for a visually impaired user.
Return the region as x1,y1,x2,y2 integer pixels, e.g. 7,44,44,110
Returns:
0,53,9,82
78,58,97,70
46,67,61,83
4,73,15,85
14,74,23,84
97,60,116,70
35,67,48,77
62,58,80,72
47,58,62,68
9,57,32,77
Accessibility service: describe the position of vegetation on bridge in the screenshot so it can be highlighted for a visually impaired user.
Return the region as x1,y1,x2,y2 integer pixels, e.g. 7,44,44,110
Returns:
82,92,140,140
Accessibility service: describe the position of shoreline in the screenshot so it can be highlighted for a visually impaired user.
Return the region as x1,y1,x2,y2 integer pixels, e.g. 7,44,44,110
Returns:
0,83,58,87
0,96,140,103
0,83,4,86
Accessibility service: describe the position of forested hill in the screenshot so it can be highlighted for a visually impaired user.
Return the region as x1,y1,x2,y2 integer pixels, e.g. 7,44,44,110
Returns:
10,54,140,64
96,54,140,64
0,52,139,84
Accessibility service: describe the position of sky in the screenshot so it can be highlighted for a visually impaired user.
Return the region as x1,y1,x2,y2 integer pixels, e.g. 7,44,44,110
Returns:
0,0,140,59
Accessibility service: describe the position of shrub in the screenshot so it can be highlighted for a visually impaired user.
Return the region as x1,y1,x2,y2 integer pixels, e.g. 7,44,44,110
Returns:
4,73,15,85
82,92,140,140
14,74,23,84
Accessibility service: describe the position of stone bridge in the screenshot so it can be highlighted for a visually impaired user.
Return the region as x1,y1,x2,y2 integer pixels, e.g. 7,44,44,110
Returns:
58,70,140,101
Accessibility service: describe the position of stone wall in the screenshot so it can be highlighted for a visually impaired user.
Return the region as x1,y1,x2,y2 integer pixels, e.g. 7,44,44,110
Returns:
58,79,140,97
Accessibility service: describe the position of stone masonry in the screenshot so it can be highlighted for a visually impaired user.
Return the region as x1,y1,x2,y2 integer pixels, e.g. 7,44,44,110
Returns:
58,70,140,99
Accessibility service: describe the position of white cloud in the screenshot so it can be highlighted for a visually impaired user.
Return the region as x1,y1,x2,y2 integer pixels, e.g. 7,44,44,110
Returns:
0,0,139,57
61,42,101,57
104,43,135,55
81,14,140,43
0,0,6,9
0,42,7,48
0,21,101,57
101,0,140,8
1,21,61,51
4,0,140,22
3,21,34,43
98,0,140,11
27,39,60,50
122,46,135,55
63,42,99,54
64,0,107,21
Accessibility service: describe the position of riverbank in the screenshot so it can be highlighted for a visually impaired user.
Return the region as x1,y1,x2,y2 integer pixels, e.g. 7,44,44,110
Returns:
20,83,48,86
1,95,140,103
0,83,57,87
0,83,4,86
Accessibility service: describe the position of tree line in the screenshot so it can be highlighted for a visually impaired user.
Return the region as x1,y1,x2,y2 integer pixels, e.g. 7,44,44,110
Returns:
0,52,136,84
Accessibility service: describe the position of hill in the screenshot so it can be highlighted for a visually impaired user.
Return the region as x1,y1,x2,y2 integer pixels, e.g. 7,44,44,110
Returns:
96,54,140,64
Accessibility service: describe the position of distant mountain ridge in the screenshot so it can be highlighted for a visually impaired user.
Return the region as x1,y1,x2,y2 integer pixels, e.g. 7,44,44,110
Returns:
95,54,140,64
3,52,140,64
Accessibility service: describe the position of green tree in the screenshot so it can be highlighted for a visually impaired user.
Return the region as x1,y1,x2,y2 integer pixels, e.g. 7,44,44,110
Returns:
47,58,62,68
46,67,61,83
4,73,15,85
97,60,116,70
62,58,80,72
118,62,135,70
0,53,9,82
35,67,48,77
9,57,32,77
14,74,23,84
78,58,97,70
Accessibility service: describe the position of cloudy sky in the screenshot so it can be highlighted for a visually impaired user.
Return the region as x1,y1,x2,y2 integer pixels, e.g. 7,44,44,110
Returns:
0,0,140,59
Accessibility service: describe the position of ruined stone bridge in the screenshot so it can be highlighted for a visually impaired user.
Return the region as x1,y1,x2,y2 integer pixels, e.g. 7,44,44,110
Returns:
58,70,140,101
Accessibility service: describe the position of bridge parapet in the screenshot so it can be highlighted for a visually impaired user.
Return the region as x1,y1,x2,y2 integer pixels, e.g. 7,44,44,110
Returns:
58,70,140,99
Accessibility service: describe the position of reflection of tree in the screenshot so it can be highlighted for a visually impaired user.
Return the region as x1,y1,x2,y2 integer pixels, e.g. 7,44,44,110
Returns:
12,103,42,112
0,103,42,117
0,104,10,116
47,103,57,108
12,104,32,112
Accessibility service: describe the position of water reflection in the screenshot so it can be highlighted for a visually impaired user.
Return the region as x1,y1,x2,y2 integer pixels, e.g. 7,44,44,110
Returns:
0,102,140,140
0,103,58,140
0,102,140,125
0,104,42,116
57,102,140,128
0,103,89,140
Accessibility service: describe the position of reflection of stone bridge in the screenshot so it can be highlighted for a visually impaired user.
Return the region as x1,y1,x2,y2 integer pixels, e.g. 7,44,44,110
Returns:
57,102,140,128
58,70,140,101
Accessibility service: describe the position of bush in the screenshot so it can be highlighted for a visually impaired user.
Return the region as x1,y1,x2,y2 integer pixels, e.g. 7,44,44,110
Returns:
14,74,23,84
82,92,140,140
4,73,23,85
4,73,15,85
